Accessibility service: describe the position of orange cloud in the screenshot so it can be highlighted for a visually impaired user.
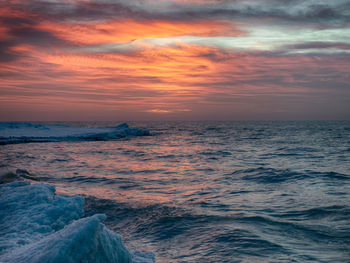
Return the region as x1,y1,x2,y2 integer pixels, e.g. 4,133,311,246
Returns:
147,109,172,113
1,40,349,120
37,19,241,45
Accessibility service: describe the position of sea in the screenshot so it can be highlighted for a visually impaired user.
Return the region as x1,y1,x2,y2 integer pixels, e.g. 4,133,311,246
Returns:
1,121,349,262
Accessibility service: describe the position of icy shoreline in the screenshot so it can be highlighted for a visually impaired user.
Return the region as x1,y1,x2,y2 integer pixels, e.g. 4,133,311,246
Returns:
0,181,155,263
0,122,150,145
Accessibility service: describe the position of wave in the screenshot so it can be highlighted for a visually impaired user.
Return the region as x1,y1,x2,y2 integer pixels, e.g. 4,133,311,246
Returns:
82,191,350,262
0,122,150,145
237,214,350,246
271,205,350,221
0,181,155,263
229,167,307,183
228,167,350,184
0,166,39,184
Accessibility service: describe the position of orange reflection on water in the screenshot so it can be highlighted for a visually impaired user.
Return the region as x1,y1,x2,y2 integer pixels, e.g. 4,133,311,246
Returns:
51,140,216,206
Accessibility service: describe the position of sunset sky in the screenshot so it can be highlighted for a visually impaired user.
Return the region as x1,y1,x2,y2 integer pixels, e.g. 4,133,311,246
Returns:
0,0,349,121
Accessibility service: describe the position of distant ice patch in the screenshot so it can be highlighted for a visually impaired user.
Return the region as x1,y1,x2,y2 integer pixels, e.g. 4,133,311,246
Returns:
0,122,150,144
0,181,155,263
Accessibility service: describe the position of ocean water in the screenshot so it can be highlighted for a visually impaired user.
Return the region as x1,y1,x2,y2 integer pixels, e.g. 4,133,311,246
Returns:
1,121,350,262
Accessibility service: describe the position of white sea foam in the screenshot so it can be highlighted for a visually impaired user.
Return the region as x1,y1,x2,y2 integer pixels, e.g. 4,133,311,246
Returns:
0,122,150,144
0,181,155,263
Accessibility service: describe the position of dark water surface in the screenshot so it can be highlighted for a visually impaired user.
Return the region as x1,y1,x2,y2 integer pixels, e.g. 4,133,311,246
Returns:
1,121,350,262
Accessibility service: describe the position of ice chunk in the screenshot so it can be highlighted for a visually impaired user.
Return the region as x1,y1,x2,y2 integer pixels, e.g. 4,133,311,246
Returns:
0,182,155,263
0,182,84,252
1,214,132,263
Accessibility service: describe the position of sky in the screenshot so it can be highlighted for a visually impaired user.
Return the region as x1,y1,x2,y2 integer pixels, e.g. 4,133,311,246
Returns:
0,0,349,121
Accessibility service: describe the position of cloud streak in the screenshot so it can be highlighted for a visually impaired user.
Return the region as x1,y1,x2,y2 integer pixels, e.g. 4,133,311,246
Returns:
5,0,349,25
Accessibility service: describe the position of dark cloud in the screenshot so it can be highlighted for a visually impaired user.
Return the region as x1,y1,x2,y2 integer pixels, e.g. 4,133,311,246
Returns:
1,1,143,22
1,14,67,46
175,2,350,26
291,42,350,50
0,40,19,62
1,17,37,27
2,0,350,26
0,15,70,62
8,26,67,47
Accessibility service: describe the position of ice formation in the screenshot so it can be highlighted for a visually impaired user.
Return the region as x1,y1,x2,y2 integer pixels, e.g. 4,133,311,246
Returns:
0,181,155,263
0,122,150,144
